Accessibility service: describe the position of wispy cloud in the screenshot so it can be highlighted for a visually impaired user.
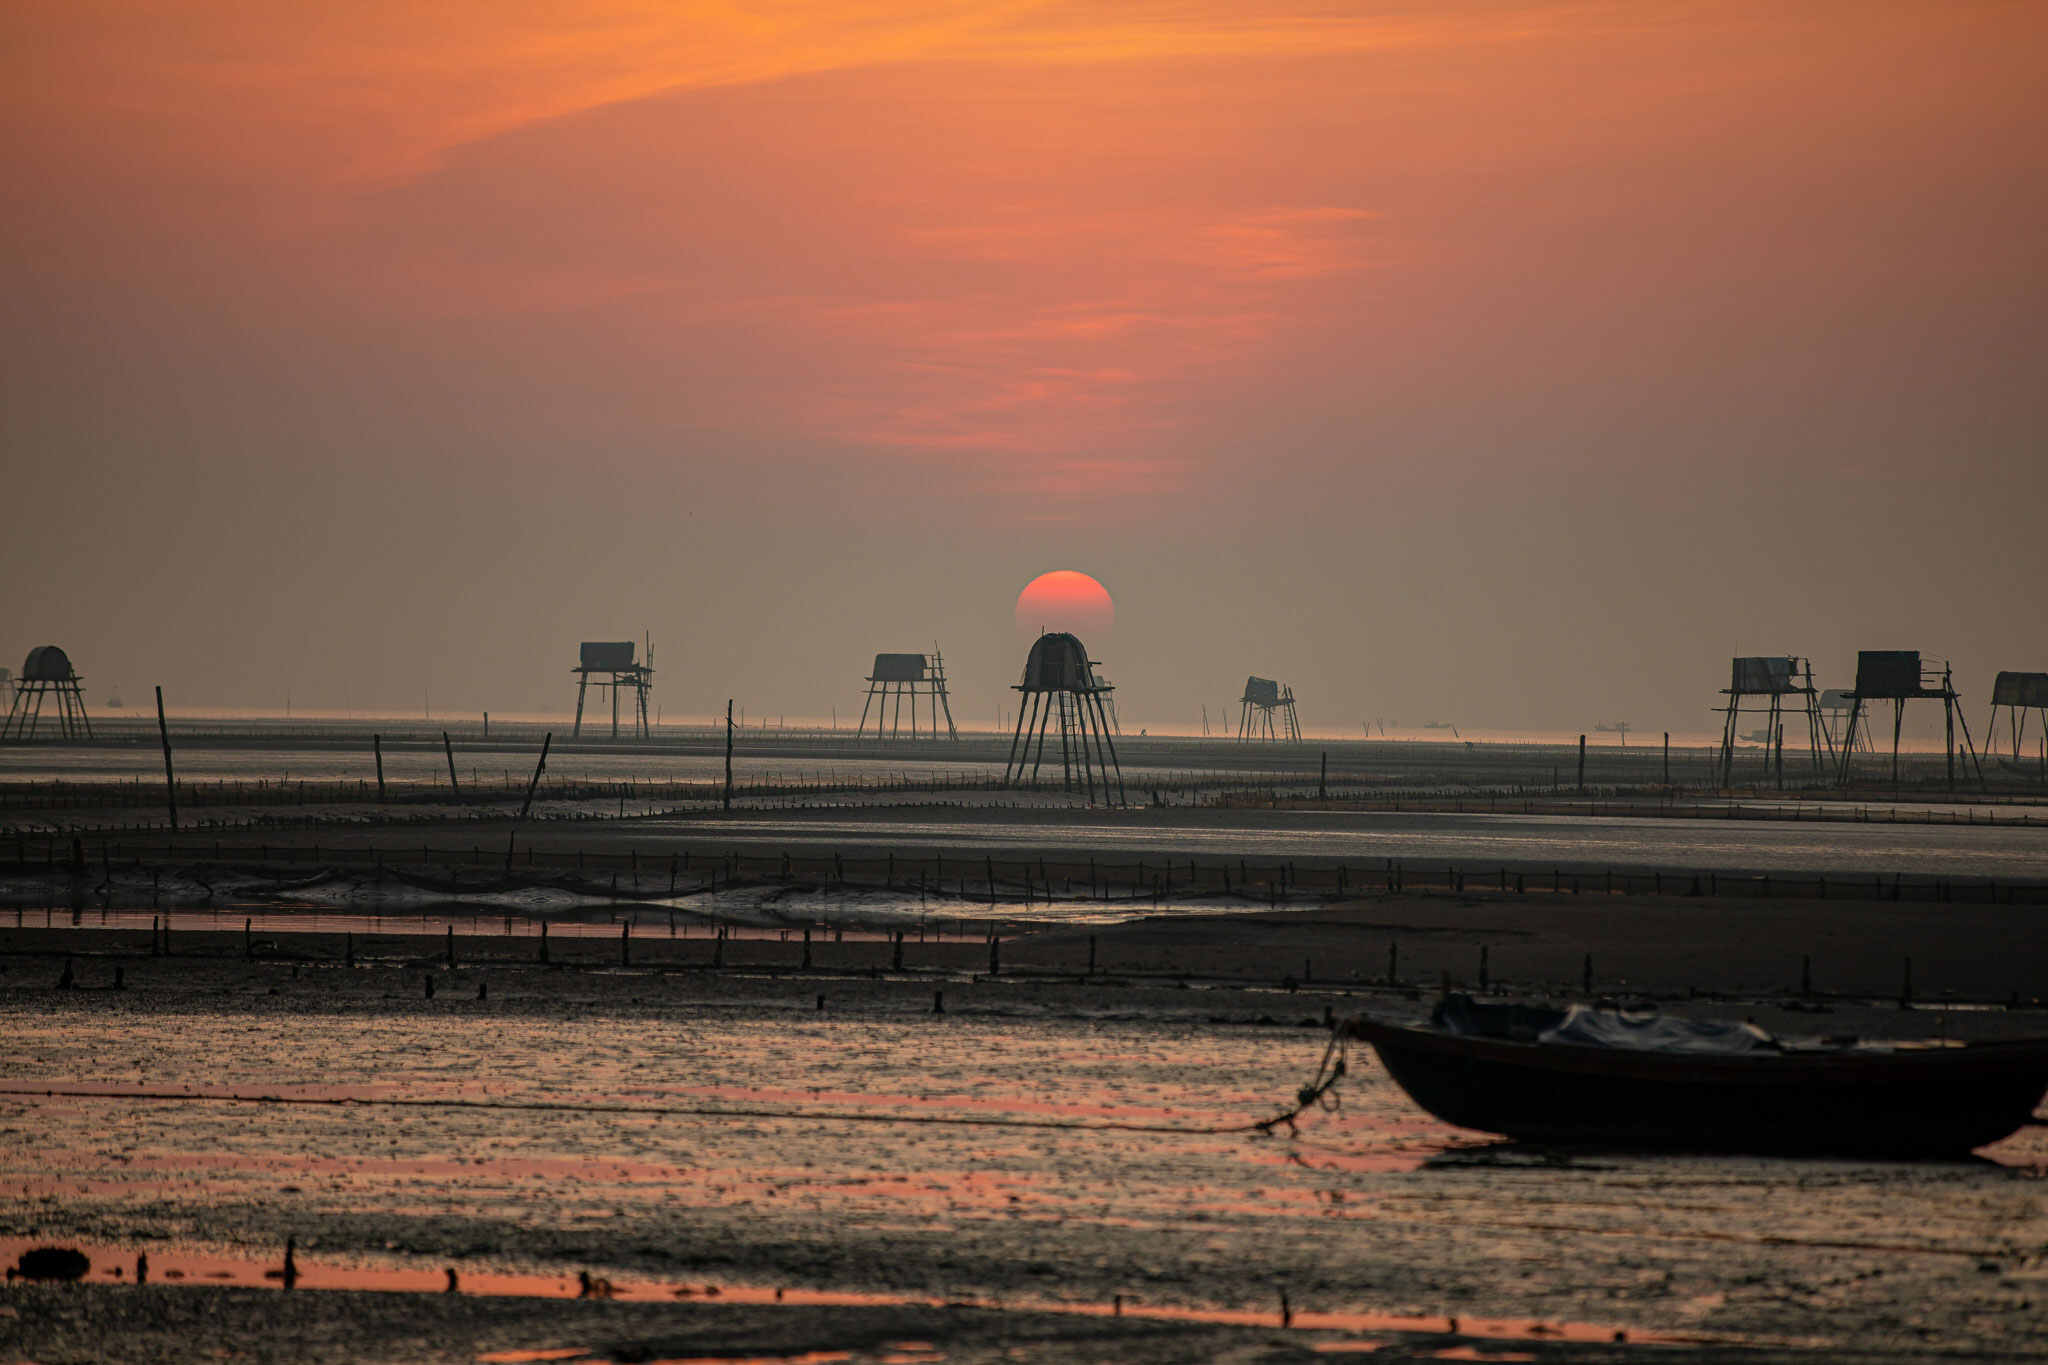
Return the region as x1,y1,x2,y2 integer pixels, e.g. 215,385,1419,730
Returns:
5,3,1599,187
780,204,1378,465
1190,206,1384,279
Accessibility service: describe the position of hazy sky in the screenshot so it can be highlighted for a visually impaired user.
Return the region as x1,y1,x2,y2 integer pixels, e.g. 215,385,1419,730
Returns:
4,2,2042,737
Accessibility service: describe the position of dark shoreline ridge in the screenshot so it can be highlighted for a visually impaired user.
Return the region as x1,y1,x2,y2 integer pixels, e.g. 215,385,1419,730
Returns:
7,890,2048,1036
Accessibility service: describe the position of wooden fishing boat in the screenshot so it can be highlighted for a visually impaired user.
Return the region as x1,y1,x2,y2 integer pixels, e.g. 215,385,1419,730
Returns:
1346,997,2048,1158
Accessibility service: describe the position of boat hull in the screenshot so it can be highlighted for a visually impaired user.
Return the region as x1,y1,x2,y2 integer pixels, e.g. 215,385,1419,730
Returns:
1349,1018,2048,1158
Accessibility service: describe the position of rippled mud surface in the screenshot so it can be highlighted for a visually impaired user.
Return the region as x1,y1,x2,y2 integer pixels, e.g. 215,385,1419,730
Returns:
3,970,2046,1362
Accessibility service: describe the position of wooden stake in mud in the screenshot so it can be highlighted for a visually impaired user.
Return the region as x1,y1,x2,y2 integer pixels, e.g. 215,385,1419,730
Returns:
373,733,386,803
724,700,735,811
1663,731,1670,785
154,686,179,832
539,921,549,964
1319,750,1328,800
506,732,552,871
443,732,460,794
1577,734,1587,792
988,936,1000,976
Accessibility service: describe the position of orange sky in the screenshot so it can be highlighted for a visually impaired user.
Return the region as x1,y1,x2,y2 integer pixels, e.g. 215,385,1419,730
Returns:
3,2,2044,726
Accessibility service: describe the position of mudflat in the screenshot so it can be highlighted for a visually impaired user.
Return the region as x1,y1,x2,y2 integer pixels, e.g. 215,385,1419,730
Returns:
4,896,2045,1364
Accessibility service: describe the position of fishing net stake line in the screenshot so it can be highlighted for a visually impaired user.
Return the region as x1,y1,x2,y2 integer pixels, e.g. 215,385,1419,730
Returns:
0,1044,1350,1141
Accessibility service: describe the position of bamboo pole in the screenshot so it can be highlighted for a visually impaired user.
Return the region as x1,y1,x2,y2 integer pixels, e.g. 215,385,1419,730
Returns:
154,686,178,832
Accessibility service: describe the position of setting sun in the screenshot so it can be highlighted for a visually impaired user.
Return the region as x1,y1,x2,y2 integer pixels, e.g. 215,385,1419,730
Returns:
1014,570,1114,639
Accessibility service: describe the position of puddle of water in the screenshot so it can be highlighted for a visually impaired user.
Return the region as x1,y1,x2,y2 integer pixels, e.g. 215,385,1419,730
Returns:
1039,1298,1663,1344
478,1350,860,1365
0,1235,1669,1350
7,907,969,943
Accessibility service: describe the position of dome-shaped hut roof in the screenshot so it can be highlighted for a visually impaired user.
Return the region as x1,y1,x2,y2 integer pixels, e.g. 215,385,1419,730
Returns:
22,645,77,682
1017,632,1107,693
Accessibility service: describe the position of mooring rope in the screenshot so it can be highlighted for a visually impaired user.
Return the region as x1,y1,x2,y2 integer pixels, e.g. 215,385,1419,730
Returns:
0,1040,1350,1139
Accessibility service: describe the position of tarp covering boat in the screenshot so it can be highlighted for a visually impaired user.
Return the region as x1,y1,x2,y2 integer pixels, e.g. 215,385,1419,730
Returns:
1433,995,1779,1055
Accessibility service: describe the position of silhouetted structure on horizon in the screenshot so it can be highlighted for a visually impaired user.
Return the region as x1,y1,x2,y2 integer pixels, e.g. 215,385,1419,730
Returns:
1003,632,1125,805
571,640,653,739
855,648,958,741
1835,650,1982,790
1817,689,1873,756
1239,676,1302,741
1716,656,1826,787
1988,671,2048,765
3,645,92,741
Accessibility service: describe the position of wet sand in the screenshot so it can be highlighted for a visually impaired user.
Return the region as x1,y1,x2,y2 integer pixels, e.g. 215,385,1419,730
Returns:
0,1278,1849,1365
4,904,2046,1363
8,879,2047,1005
9,725,2043,859
15,802,2048,913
